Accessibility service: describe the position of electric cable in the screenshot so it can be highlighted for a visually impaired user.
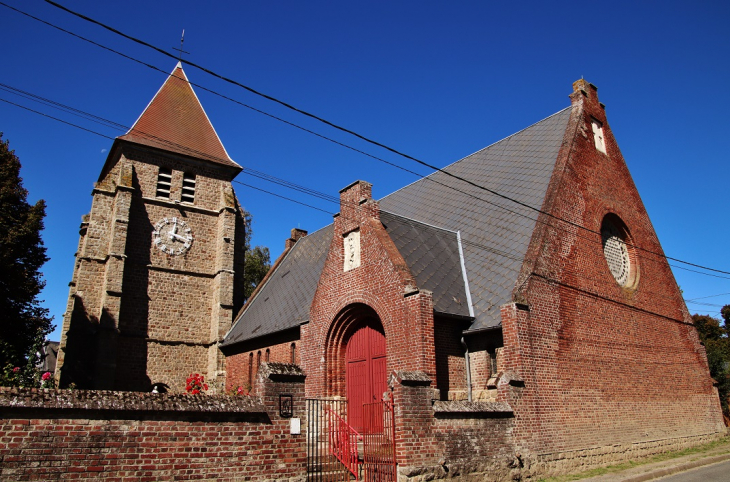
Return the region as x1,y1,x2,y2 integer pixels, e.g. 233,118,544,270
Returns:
39,0,730,277
2,92,722,317
4,2,726,282
1,82,727,290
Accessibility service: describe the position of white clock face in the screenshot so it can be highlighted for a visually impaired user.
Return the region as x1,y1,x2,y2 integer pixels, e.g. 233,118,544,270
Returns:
153,217,193,255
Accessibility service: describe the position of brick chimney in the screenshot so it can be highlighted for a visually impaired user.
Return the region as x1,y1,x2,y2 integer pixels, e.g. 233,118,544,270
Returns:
337,180,379,234
285,228,308,250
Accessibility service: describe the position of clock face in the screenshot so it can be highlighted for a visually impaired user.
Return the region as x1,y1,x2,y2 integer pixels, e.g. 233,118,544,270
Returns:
153,217,193,255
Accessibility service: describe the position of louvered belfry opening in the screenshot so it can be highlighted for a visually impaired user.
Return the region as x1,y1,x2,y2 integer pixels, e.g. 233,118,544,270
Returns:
156,167,172,199
182,172,196,203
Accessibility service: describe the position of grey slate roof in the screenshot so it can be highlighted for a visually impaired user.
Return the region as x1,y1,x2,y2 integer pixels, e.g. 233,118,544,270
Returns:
380,211,470,317
223,106,573,345
221,225,333,347
380,107,572,331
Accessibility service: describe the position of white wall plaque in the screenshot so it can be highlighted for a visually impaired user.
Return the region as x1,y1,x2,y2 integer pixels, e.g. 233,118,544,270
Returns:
290,418,301,435
344,230,361,272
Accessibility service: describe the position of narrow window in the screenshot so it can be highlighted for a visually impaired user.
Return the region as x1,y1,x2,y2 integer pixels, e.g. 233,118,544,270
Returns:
248,353,253,385
181,172,196,203
265,348,270,362
291,343,296,364
591,118,606,154
156,167,172,199
257,350,261,368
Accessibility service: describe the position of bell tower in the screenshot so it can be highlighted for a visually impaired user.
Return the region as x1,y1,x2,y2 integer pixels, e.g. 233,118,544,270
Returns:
56,63,246,392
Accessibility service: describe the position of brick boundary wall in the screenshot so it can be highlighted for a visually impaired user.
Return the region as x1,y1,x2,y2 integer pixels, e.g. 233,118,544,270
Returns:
389,371,727,482
0,363,306,481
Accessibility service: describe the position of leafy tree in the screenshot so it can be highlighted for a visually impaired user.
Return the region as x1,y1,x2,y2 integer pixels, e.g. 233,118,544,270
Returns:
241,209,271,301
0,133,54,378
693,312,730,416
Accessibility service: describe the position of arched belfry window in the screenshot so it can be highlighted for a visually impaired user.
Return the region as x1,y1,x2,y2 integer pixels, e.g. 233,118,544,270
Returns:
601,214,638,288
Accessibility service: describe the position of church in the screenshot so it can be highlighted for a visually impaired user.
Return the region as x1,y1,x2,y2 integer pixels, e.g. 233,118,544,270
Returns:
55,63,724,478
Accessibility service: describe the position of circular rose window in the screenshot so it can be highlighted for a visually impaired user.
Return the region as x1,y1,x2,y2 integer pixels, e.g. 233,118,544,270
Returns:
601,215,637,288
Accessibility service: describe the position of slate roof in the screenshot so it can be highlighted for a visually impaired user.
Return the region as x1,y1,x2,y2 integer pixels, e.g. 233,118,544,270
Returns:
221,225,333,347
224,106,573,344
380,107,572,331
118,63,241,170
380,212,470,317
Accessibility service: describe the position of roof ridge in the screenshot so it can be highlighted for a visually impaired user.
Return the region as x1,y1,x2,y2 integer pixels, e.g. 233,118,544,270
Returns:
382,106,572,201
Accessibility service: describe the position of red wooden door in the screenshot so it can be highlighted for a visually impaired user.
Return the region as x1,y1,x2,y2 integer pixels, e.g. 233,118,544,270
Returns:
346,323,386,432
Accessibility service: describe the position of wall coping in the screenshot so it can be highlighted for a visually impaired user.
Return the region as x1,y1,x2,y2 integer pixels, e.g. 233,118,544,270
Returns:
0,387,266,413
432,400,513,413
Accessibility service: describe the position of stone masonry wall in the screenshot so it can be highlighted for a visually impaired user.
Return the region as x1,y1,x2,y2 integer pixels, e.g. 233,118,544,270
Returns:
0,363,306,481
57,142,246,393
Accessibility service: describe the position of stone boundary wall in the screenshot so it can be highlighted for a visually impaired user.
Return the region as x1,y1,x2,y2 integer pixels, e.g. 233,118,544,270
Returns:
528,432,727,479
0,363,306,481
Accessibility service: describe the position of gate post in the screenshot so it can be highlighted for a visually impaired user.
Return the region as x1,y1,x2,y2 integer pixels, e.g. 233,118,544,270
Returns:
255,363,307,478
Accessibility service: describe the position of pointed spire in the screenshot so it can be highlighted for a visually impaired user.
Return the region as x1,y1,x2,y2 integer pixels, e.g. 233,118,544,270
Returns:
119,63,240,170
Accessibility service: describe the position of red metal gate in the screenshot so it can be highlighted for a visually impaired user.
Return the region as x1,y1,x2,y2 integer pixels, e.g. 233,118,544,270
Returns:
307,396,396,482
361,396,396,482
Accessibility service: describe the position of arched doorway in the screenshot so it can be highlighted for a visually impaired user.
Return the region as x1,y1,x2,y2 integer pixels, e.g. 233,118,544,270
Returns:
345,321,387,432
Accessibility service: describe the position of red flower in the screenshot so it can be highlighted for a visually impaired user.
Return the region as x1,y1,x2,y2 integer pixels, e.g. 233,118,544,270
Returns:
12,367,20,373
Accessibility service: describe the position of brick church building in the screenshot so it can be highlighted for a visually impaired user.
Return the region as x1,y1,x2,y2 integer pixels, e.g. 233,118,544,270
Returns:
55,63,724,478
222,80,724,475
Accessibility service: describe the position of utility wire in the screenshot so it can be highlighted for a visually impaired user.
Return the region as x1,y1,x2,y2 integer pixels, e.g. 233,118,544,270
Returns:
1,79,727,289
40,0,730,277
685,293,730,302
1,92,721,311
5,2,725,281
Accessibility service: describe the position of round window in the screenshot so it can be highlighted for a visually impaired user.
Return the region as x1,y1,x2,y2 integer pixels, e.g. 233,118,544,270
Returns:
601,215,636,288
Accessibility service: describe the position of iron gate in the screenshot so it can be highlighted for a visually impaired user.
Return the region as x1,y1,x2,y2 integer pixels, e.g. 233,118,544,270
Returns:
306,397,396,482
306,398,351,482
361,398,396,482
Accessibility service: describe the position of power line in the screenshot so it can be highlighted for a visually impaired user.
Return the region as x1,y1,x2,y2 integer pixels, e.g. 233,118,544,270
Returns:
40,0,730,277
0,92,716,311
1,79,727,289
0,97,114,140
5,2,726,282
685,293,730,302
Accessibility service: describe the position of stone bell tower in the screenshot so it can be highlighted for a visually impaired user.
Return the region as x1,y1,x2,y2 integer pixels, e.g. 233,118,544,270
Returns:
56,63,246,393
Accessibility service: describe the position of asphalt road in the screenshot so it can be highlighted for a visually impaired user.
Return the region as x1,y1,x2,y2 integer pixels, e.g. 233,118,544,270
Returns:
655,459,730,481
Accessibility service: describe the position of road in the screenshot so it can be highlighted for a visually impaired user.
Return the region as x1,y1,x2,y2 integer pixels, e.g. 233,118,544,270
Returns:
655,459,730,481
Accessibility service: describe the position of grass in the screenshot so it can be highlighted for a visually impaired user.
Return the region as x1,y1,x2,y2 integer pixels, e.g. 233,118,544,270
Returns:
536,435,730,481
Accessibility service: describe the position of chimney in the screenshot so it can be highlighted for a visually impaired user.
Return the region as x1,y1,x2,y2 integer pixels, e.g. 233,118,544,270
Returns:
285,228,308,250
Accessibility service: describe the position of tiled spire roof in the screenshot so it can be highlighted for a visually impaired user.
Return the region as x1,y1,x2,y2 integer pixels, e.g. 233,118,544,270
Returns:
118,62,240,170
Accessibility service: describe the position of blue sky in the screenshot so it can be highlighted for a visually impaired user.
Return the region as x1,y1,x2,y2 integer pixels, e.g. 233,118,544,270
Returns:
1,1,728,340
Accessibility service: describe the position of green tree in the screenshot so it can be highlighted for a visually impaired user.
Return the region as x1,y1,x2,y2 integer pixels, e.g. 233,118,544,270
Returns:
241,209,271,301
693,312,730,416
0,133,54,377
